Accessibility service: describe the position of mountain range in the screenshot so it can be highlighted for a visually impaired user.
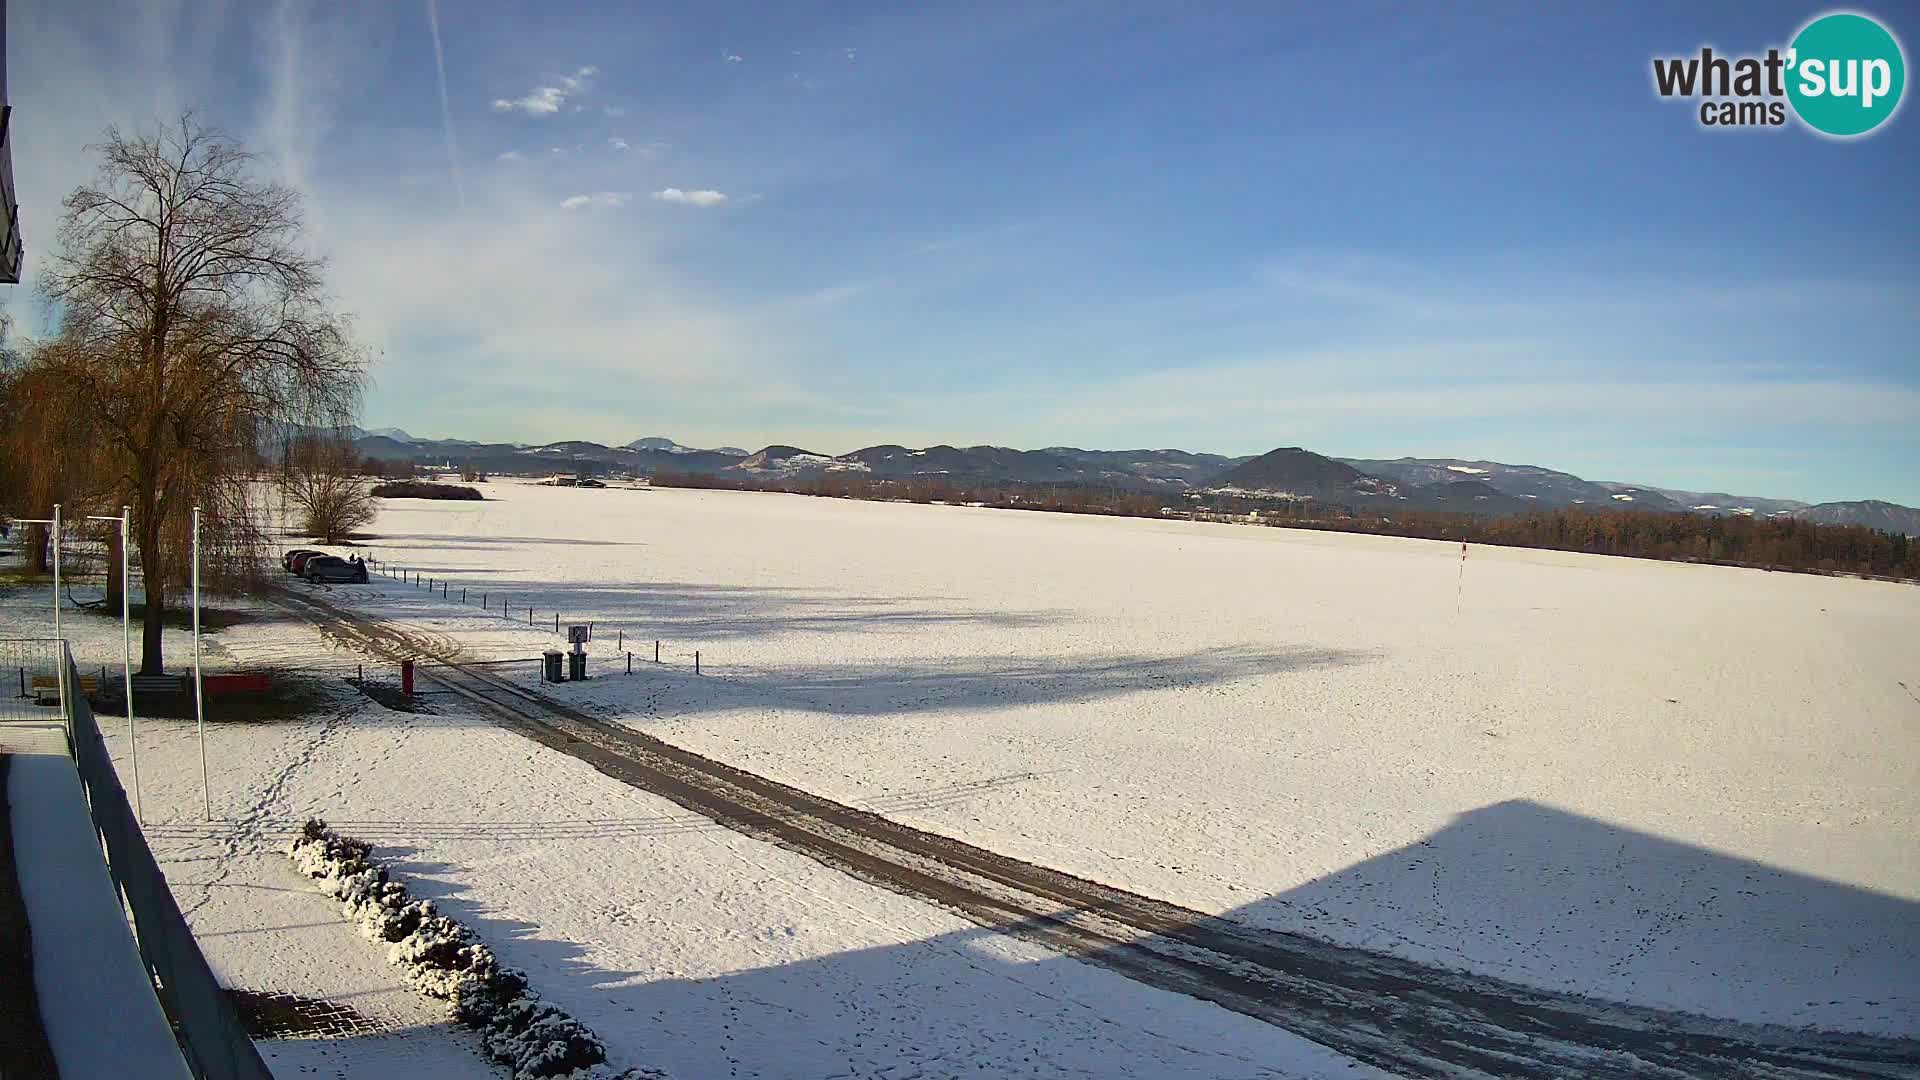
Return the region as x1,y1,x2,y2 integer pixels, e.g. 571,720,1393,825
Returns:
348,429,1920,536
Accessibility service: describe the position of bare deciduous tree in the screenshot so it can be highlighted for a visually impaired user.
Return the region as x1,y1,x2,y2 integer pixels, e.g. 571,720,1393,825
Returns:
29,114,367,672
281,434,377,543
0,347,110,577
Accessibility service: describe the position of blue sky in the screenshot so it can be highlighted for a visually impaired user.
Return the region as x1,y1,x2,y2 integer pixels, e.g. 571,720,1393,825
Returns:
9,1,1918,503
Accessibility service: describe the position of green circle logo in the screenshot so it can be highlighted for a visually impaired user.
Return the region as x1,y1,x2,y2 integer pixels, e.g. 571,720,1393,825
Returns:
1787,12,1906,136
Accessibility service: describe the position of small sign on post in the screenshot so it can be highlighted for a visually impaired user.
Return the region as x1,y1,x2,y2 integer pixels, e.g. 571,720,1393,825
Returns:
567,627,589,682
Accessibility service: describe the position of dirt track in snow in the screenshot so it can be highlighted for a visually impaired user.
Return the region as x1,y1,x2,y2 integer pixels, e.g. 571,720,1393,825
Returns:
272,585,1920,1080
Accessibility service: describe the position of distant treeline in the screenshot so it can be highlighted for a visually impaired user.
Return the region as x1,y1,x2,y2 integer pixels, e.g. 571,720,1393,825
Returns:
369,481,484,501
652,469,1166,516
652,469,1920,581
1296,507,1920,580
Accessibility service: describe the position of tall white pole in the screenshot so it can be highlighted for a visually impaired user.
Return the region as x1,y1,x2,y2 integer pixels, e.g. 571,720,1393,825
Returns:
123,506,140,824
52,504,65,726
89,507,141,807
51,503,61,642
193,507,210,821
1455,541,1468,616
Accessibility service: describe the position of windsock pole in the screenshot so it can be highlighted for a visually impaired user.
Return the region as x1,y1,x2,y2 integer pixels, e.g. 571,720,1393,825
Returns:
1455,540,1468,615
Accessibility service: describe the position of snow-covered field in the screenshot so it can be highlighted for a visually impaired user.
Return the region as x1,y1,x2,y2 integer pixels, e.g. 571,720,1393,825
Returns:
0,566,1384,1077
4,476,1914,1077
348,480,1920,1035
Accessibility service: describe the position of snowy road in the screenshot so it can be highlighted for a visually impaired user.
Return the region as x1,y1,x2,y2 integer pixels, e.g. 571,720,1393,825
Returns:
276,585,1920,1080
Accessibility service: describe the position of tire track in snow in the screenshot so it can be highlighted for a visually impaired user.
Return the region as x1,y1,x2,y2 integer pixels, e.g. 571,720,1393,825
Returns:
271,587,1920,1080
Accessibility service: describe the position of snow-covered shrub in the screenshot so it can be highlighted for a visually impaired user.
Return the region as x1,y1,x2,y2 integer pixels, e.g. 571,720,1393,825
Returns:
483,998,607,1076
290,818,666,1080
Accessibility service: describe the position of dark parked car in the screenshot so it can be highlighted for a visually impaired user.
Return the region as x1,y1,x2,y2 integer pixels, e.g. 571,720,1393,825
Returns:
283,548,324,573
288,550,330,575
303,556,368,584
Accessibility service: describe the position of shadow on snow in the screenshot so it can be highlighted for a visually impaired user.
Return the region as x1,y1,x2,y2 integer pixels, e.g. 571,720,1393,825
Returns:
346,800,1920,1080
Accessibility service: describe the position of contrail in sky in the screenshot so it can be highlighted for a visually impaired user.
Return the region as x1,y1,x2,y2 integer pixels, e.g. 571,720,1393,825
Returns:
425,0,466,206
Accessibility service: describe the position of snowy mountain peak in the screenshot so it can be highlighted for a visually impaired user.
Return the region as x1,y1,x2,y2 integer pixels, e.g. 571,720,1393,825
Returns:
627,436,751,457
626,436,694,453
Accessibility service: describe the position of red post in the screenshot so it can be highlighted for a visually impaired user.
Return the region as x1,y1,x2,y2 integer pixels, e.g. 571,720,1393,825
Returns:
401,659,414,697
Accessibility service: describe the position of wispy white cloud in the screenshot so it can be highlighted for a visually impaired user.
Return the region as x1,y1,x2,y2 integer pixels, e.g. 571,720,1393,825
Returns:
764,281,875,313
497,149,525,162
602,136,663,158
603,105,626,117
559,192,631,211
492,65,597,115
724,51,744,63
493,85,564,114
653,187,729,208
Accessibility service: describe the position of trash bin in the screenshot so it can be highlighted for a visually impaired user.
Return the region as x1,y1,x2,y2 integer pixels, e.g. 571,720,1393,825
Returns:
568,650,587,681
542,650,563,684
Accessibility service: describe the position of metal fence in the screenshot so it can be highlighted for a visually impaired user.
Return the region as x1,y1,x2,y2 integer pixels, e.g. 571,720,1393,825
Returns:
363,556,705,675
60,645,273,1080
1,637,67,724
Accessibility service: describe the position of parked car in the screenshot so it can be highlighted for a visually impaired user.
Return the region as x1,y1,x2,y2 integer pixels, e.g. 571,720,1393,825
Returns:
283,548,324,573
287,550,329,575
303,556,368,584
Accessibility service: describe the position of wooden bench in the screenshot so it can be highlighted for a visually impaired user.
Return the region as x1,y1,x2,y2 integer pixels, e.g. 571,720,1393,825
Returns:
132,674,189,698
29,675,98,706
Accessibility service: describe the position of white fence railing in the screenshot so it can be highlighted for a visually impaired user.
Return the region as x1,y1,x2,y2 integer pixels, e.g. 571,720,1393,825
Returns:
0,637,67,725
57,641,274,1080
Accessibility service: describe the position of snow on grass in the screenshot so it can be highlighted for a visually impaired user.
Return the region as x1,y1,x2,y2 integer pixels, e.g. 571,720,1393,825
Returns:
0,585,1384,1078
341,479,1920,1035
0,590,502,1077
289,818,662,1080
